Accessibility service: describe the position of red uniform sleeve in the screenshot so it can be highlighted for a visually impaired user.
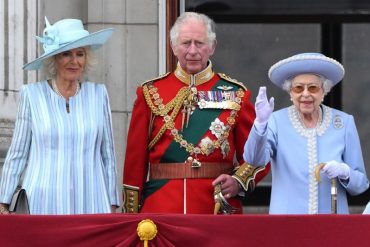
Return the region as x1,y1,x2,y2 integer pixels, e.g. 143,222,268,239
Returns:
123,86,150,199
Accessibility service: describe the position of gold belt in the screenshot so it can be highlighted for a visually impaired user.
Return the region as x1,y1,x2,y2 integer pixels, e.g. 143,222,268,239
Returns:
149,162,234,179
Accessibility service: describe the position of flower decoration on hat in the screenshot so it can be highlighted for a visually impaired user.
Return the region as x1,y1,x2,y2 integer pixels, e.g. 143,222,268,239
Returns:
35,17,60,54
23,17,114,71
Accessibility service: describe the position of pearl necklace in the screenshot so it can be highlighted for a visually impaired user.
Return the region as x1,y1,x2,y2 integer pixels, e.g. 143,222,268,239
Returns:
51,79,80,99
298,107,322,129
51,79,80,113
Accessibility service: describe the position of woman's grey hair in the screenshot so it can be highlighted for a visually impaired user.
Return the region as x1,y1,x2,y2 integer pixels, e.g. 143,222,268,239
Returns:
43,47,97,79
170,12,216,48
282,74,334,95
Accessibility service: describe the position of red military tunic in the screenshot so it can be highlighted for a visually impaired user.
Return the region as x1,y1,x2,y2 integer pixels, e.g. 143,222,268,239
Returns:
123,62,268,214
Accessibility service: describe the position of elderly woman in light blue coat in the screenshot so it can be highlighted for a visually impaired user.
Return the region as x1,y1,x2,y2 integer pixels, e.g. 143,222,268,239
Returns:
244,53,369,214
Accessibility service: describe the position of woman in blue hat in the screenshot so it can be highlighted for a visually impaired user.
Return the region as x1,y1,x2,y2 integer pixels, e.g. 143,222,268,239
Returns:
0,18,120,214
243,53,369,214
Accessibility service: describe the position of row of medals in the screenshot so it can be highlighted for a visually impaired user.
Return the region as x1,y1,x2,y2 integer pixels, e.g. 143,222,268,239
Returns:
181,86,239,168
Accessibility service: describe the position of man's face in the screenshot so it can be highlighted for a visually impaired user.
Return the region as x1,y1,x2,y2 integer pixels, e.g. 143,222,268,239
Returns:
172,19,216,74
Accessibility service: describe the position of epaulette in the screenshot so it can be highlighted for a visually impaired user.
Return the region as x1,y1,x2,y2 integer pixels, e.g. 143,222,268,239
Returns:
141,72,171,86
218,73,247,91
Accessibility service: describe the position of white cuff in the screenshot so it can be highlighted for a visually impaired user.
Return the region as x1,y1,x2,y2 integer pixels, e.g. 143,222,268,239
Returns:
254,120,267,135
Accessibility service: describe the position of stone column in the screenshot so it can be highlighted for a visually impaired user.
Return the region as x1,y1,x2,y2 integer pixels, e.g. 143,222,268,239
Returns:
0,0,38,167
86,0,159,199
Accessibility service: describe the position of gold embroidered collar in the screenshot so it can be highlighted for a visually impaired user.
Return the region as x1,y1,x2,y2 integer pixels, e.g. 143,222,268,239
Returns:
174,61,214,86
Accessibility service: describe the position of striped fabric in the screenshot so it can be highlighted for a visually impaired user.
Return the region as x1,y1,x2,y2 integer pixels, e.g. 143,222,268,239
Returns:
0,81,120,214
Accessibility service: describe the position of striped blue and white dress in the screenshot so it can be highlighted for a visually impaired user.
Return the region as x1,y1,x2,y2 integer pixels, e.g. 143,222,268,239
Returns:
0,80,120,214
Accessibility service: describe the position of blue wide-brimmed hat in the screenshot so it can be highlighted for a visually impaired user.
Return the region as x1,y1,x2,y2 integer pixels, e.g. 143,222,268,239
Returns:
23,17,114,70
268,53,345,89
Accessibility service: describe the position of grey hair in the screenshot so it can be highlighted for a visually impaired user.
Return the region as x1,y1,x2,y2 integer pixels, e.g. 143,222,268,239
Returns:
282,74,334,95
43,47,97,79
170,12,216,48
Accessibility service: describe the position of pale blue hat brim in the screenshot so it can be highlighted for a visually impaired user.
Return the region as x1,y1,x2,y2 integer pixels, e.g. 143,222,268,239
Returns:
23,28,114,71
268,53,345,89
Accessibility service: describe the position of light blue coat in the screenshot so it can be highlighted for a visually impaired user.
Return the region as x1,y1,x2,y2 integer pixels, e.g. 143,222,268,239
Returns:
244,105,369,214
0,81,120,214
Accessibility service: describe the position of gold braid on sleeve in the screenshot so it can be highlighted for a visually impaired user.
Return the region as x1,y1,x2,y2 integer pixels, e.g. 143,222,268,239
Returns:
232,163,266,193
122,184,140,213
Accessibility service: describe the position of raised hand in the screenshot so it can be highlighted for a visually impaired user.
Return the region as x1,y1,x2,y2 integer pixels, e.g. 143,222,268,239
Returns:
254,86,274,133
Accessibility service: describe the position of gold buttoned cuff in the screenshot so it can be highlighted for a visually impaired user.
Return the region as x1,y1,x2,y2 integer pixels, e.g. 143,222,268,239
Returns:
122,184,140,213
232,163,266,193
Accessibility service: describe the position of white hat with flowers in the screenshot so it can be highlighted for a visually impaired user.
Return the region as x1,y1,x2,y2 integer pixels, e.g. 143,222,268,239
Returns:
23,17,113,70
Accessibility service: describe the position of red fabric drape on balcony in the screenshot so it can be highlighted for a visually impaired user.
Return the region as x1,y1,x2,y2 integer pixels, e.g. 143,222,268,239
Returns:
0,214,369,246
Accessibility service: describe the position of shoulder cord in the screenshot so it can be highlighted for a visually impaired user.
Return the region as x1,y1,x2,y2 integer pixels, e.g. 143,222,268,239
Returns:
143,84,191,150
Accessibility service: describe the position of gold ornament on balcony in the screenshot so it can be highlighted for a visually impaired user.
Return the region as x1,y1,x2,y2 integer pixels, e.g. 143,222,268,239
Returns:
137,219,157,247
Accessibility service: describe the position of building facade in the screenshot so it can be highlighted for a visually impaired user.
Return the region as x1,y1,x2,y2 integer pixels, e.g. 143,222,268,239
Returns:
2,0,370,212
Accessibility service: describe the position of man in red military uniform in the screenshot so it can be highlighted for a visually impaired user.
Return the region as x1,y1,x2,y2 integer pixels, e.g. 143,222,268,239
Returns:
123,12,269,214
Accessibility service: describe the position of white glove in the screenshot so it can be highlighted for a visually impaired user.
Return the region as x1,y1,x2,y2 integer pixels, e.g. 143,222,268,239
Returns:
254,87,274,133
322,160,350,180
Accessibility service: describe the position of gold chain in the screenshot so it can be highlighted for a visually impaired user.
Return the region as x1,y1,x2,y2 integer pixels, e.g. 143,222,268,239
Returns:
163,109,238,156
147,85,192,149
143,83,190,116
148,92,187,149
146,82,245,156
